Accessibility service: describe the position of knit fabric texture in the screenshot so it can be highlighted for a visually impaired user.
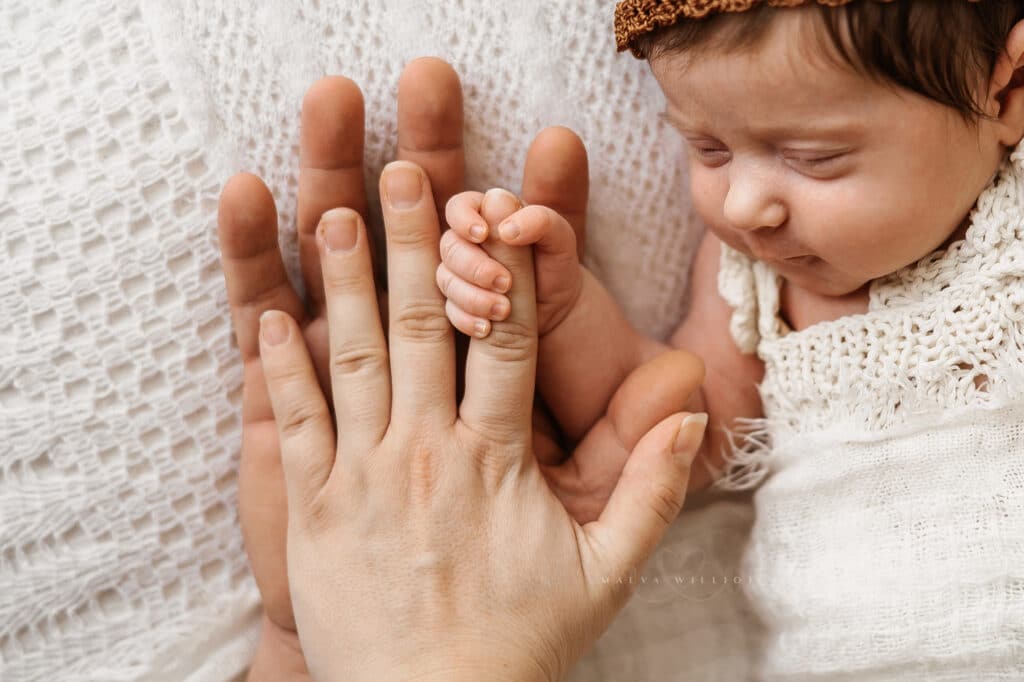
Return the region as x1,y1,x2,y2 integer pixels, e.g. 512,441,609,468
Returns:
1,1,756,681
715,142,1024,677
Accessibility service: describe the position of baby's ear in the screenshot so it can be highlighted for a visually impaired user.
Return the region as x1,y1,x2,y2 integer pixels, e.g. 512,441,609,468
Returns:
988,19,1024,146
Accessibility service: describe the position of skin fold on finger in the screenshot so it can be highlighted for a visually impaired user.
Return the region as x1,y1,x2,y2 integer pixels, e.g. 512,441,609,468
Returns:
379,161,457,424
298,76,370,313
397,58,465,228
521,126,589,259
439,230,512,293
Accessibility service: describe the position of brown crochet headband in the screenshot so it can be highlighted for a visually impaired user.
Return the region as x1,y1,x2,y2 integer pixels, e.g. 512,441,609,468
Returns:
615,0,982,57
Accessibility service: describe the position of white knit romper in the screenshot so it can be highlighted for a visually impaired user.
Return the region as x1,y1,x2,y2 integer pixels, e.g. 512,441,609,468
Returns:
714,142,1024,680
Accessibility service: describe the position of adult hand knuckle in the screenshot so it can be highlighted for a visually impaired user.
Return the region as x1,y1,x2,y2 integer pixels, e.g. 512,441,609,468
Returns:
389,223,435,249
393,302,450,342
323,265,364,292
331,345,388,377
486,319,536,359
648,480,684,527
280,401,322,439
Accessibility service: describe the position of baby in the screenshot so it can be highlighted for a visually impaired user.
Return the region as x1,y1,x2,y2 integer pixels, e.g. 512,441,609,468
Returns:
438,1,1024,677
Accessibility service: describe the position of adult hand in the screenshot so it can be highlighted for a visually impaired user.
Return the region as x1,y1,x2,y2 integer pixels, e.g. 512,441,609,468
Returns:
217,60,591,679
257,162,707,681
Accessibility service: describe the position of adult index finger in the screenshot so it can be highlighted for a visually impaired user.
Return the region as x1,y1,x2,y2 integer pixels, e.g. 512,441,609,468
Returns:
459,189,538,446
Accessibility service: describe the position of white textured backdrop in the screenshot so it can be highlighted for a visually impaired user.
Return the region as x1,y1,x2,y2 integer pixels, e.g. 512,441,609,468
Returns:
0,2,758,680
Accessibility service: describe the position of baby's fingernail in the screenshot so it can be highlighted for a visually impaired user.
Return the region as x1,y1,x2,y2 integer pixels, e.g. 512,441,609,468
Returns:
674,413,708,462
474,319,490,338
490,300,509,319
499,222,520,241
260,311,290,346
320,209,358,251
469,224,487,242
493,275,511,292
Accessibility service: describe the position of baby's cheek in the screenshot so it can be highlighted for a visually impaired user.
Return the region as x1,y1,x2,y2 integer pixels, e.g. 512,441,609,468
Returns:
688,171,737,237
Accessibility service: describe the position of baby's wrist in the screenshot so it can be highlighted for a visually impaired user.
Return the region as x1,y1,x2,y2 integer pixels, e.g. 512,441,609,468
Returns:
535,262,587,341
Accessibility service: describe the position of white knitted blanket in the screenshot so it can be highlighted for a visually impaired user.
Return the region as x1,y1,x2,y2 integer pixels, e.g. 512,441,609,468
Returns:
717,143,1024,678
2,2,763,681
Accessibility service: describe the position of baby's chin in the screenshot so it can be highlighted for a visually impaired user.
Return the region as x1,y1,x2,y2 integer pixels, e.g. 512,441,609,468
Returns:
777,259,872,298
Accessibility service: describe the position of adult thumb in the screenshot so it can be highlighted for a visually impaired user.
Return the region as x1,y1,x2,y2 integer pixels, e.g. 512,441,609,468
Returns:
587,412,708,579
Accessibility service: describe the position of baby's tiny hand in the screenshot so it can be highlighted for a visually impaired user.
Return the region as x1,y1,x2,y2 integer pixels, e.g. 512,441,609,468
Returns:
437,189,584,338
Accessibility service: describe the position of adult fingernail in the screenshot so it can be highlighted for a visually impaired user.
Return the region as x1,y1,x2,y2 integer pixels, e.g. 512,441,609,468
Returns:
499,222,520,241
674,412,708,462
383,163,423,209
260,311,290,346
320,209,358,251
481,188,521,217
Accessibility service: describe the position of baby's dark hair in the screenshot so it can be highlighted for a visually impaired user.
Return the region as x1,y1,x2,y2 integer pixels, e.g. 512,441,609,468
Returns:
630,1,1024,124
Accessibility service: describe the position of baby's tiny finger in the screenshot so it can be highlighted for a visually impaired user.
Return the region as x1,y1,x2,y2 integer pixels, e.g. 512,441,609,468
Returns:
497,205,578,256
444,190,488,243
436,263,511,321
445,299,491,339
439,228,512,293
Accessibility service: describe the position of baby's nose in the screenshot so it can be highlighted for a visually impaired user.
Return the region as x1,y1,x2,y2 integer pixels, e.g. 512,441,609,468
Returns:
722,170,787,232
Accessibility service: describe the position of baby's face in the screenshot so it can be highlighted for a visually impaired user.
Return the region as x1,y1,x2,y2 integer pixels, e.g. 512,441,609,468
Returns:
650,10,1007,297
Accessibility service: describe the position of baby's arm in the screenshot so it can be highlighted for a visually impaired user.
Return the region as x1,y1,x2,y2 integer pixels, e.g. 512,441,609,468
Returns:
667,230,766,490
441,193,765,492
519,220,766,491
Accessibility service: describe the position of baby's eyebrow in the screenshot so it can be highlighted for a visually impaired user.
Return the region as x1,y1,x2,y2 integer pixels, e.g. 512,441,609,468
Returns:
658,110,865,141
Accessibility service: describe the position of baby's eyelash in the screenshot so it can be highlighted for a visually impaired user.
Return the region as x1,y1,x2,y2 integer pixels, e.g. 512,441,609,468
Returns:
791,152,846,166
690,145,728,159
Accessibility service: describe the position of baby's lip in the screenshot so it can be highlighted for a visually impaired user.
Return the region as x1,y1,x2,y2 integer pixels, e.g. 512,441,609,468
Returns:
780,255,819,265
760,249,810,260
745,236,806,262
